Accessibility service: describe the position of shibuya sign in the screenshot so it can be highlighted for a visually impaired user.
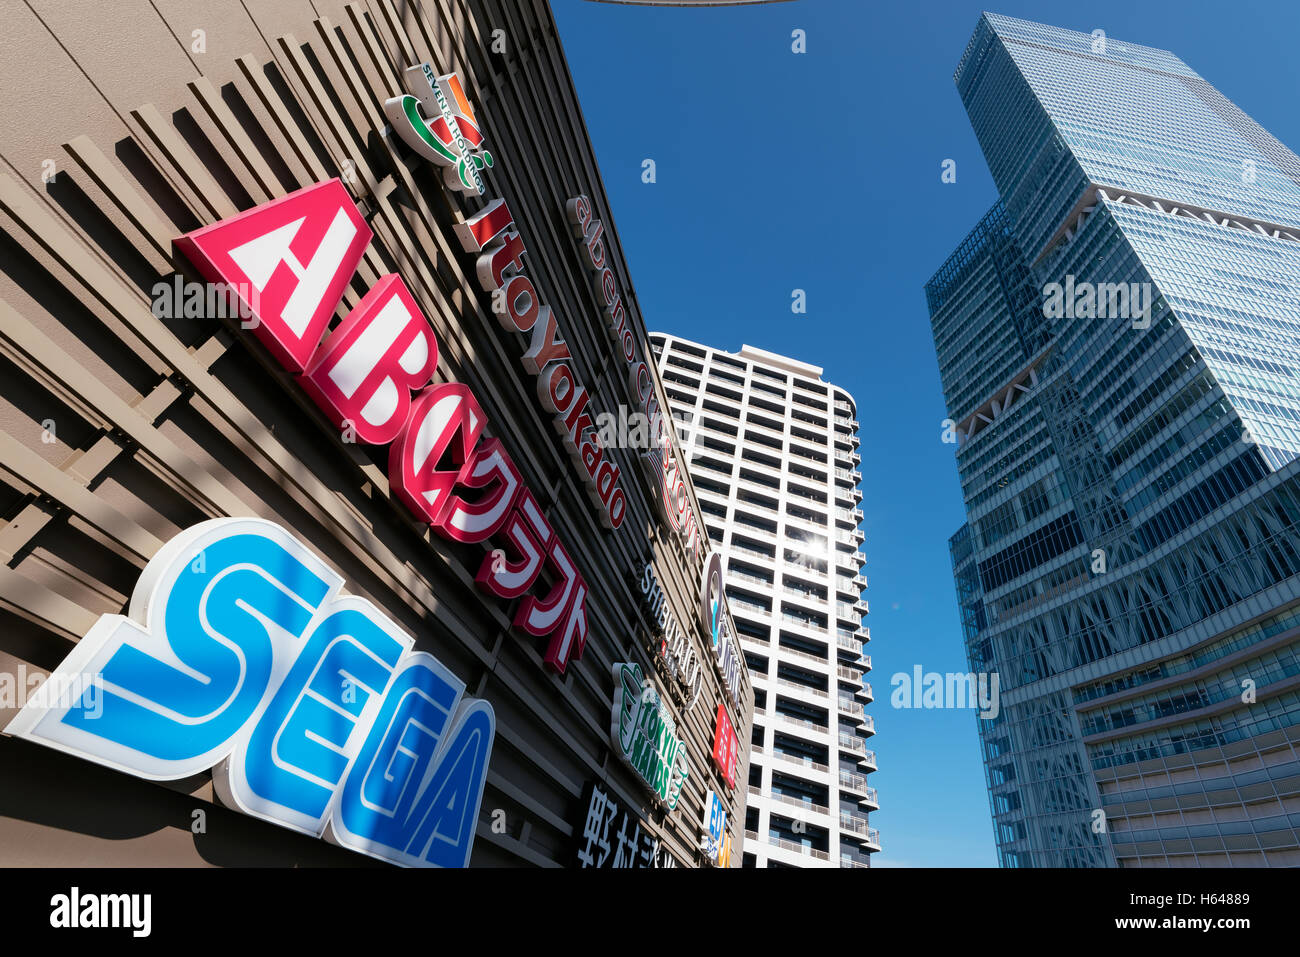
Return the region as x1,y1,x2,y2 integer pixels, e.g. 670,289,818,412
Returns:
174,178,589,675
639,553,742,712
4,518,494,868
386,66,626,530
610,662,689,810
638,562,704,710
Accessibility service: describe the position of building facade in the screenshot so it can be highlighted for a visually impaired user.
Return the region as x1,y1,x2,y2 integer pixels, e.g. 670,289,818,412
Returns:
649,333,878,867
928,13,1300,867
0,0,752,868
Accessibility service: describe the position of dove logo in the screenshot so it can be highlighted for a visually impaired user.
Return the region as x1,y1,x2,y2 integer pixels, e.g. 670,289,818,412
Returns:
4,517,495,868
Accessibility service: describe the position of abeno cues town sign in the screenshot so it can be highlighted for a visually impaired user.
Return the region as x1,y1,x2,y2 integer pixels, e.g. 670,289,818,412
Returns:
5,518,494,868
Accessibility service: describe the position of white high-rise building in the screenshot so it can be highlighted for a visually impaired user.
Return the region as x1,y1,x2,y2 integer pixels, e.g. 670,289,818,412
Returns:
649,334,878,868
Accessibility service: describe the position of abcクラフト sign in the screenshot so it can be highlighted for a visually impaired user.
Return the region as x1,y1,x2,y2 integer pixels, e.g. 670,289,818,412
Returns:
175,178,590,675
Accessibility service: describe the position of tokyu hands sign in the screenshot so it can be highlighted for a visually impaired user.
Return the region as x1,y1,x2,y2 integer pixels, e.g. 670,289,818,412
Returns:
4,517,494,868
610,662,689,810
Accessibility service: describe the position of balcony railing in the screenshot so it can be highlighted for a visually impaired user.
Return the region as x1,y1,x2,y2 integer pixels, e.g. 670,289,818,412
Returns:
783,586,827,604
768,835,829,861
773,753,830,776
781,613,827,633
777,677,827,699
751,786,830,816
839,770,868,792
774,714,829,738
777,645,830,668
837,698,864,717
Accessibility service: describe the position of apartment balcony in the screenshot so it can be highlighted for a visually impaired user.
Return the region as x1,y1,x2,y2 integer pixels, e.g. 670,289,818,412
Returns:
834,603,860,621
730,543,776,564
836,664,864,682
729,569,774,589
840,857,869,868
770,750,830,775
775,676,828,700
854,597,869,614
776,644,831,670
729,596,771,617
782,584,827,605
837,697,865,721
742,418,786,443
838,813,875,844
850,452,860,466
853,573,867,589
836,634,864,656
773,712,831,740
860,654,871,671
733,498,780,520
838,770,870,795
862,787,880,811
749,785,831,819
852,528,865,543
861,713,875,736
780,612,828,634
767,834,830,863
861,750,877,771
865,828,880,851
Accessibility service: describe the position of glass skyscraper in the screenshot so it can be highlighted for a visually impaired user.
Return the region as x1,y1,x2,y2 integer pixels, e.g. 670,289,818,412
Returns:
928,13,1300,867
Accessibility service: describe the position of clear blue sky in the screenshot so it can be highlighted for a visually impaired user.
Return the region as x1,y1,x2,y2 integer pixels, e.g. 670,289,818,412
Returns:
551,0,1300,867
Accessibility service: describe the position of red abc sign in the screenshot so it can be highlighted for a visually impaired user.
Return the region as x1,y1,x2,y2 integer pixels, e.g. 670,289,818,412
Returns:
177,178,589,674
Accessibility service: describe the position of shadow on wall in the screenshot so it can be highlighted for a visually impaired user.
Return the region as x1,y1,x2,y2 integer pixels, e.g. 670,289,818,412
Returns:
0,734,385,867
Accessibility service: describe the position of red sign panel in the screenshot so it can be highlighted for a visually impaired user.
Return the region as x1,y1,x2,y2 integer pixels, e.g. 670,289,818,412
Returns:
712,702,738,789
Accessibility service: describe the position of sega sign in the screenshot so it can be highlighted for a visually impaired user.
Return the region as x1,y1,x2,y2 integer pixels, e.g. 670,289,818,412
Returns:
4,517,494,868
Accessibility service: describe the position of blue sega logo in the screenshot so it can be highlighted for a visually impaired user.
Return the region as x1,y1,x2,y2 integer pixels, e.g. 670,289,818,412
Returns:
5,517,494,868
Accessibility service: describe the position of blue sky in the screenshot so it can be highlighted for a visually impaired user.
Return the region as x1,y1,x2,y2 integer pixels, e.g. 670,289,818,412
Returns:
551,0,1300,867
